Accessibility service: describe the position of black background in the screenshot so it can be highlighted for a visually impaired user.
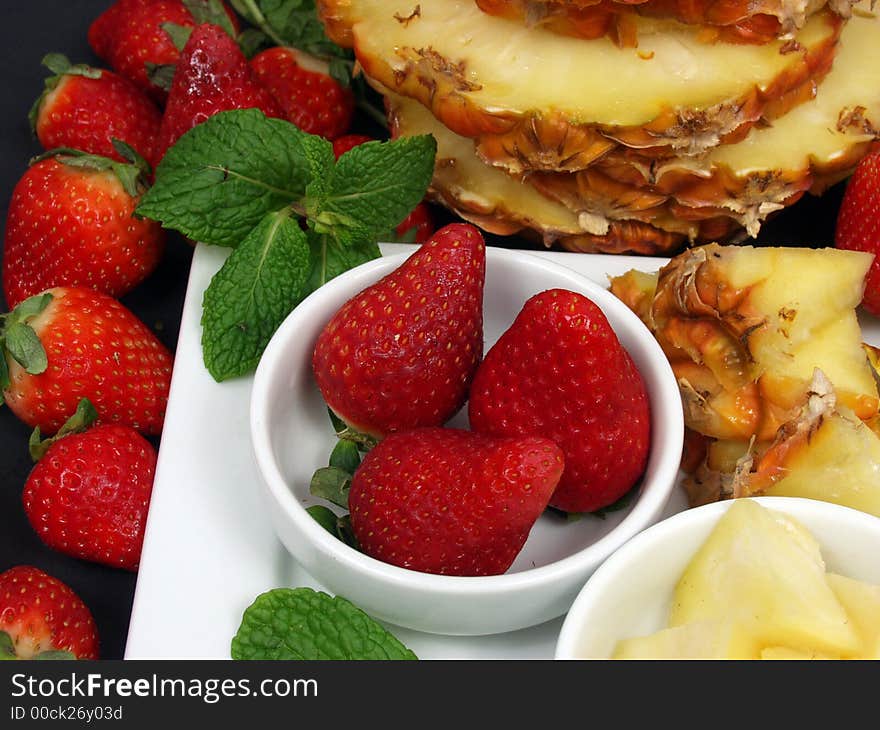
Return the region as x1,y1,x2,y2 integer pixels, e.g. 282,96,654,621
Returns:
0,1,851,660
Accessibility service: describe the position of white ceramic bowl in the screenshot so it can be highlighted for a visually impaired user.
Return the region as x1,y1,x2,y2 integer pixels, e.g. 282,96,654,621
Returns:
555,496,880,658
250,246,683,636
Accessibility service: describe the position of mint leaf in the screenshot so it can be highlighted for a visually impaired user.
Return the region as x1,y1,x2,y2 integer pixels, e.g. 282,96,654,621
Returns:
231,588,417,660
304,234,381,294
307,135,436,247
137,110,329,247
201,209,310,380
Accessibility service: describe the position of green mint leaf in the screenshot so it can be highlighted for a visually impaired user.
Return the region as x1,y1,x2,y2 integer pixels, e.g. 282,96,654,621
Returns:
307,135,436,246
329,439,361,473
304,233,381,295
309,466,352,509
231,588,417,660
4,323,47,375
201,209,310,381
29,398,98,462
137,109,325,247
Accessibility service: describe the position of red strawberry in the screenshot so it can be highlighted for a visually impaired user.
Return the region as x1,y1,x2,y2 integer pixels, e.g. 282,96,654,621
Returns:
312,223,486,437
88,0,240,101
251,47,354,140
835,152,880,316
2,155,165,309
468,288,651,513
152,23,284,166
30,54,162,163
332,133,374,159
0,566,99,659
23,400,156,571
396,202,436,244
330,134,436,242
349,427,564,576
0,287,173,436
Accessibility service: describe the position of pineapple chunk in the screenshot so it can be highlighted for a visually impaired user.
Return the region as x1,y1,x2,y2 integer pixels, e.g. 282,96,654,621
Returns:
319,0,844,172
670,499,861,656
826,573,880,658
612,244,878,442
613,621,761,659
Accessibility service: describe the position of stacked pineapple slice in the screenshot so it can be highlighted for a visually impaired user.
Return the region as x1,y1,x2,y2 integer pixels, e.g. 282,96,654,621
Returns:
317,0,880,254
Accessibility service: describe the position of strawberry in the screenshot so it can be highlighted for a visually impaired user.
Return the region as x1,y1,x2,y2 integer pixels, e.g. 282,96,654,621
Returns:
348,427,564,576
251,46,355,140
2,154,165,309
835,152,880,316
396,202,436,244
468,288,651,513
88,0,240,101
30,54,162,163
312,223,485,438
0,287,173,436
23,400,156,571
332,133,374,159
0,566,99,659
152,23,284,166
330,134,436,242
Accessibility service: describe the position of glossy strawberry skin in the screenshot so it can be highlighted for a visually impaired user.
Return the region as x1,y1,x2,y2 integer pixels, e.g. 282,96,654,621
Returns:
0,565,99,659
468,289,651,513
2,158,165,309
312,223,485,437
251,47,354,140
152,23,284,166
34,67,162,163
349,428,564,576
24,424,157,571
2,287,173,436
835,153,880,316
88,0,240,101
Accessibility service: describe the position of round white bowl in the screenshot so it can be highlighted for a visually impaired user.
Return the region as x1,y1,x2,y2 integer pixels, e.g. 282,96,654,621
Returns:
250,246,684,636
555,496,880,658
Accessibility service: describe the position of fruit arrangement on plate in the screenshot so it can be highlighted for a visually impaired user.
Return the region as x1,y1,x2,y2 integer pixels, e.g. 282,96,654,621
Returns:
2,0,880,661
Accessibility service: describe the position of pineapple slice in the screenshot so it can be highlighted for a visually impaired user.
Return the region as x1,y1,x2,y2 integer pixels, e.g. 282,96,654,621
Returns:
610,244,878,442
669,499,862,656
318,0,844,172
613,620,761,659
475,0,842,44
387,91,726,254
826,573,880,658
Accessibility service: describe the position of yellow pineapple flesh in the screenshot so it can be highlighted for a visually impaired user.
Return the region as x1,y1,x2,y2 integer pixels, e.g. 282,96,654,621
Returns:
612,620,761,659
669,499,862,656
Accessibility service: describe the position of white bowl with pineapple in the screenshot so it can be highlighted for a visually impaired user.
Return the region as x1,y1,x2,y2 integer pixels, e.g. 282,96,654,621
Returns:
555,497,880,659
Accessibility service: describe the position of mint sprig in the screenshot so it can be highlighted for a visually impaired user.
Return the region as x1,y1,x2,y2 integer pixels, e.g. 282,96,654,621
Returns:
136,110,436,381
231,587,417,660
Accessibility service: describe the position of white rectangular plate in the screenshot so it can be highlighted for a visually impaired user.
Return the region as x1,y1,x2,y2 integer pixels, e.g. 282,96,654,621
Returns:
129,242,868,659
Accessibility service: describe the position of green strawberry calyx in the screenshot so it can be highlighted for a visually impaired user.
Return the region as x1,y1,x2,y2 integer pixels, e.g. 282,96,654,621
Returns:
29,397,98,462
0,293,53,397
0,630,75,661
31,144,152,198
28,53,103,133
